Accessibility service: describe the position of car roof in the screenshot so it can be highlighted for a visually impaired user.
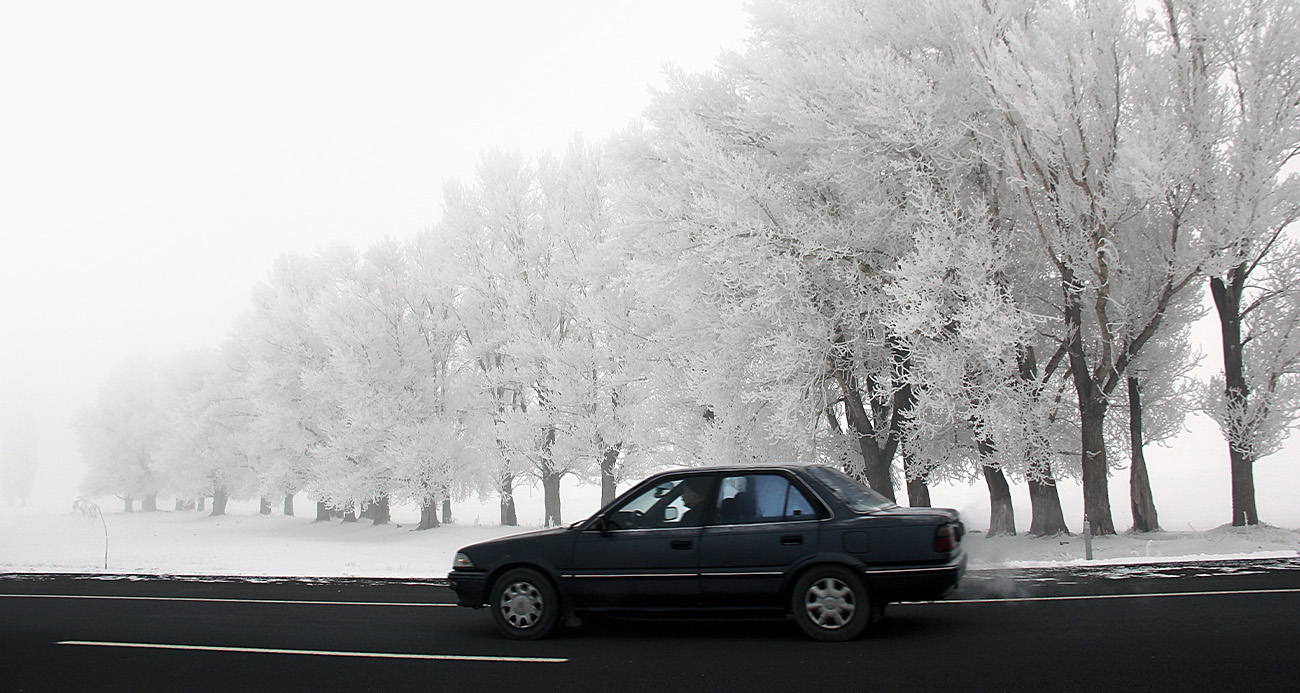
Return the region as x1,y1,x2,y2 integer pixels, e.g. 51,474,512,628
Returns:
650,464,823,477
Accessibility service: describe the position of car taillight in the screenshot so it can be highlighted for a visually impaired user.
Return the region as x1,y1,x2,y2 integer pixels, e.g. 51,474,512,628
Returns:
934,524,958,552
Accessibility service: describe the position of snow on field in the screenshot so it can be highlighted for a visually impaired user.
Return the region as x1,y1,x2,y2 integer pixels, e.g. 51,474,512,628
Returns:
2,501,1296,579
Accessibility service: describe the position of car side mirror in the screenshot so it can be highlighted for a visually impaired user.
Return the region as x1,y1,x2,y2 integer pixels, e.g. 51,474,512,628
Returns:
664,506,679,522
592,516,614,536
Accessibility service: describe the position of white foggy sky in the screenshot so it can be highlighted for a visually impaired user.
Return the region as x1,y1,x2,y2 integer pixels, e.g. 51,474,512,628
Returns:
0,0,750,504
1,1,1292,523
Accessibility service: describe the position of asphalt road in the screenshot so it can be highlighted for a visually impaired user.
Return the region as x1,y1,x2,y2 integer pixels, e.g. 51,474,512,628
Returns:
2,557,1298,692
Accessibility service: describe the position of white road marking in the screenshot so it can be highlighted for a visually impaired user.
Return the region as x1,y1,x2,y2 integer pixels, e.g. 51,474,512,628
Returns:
57,640,567,663
0,594,453,607
908,587,1300,605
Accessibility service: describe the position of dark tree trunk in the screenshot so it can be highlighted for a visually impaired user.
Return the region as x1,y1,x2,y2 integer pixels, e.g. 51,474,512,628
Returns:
600,442,621,507
830,328,895,500
829,328,891,498
1078,394,1116,535
197,497,205,512
980,437,1016,536
1211,273,1259,526
315,501,331,522
441,497,453,525
259,496,272,515
369,495,390,526
904,454,931,508
1063,266,1116,535
123,496,134,513
283,494,294,516
891,344,921,508
1016,346,1066,536
341,502,358,523
417,501,440,530
500,473,518,526
905,477,930,508
983,465,1016,536
141,494,157,512
1128,377,1160,532
210,489,229,517
542,470,563,528
1027,478,1069,536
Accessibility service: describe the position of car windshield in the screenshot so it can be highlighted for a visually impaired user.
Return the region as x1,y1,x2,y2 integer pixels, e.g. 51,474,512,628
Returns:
807,466,897,513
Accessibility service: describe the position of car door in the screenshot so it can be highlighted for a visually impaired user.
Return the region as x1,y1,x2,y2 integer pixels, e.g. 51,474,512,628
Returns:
697,472,824,608
567,474,715,610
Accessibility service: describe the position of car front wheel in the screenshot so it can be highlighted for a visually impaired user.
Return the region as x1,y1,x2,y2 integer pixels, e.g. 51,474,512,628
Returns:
491,568,560,640
791,565,871,641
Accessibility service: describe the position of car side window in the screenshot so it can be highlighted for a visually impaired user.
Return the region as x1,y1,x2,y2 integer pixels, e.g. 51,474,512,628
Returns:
603,477,712,530
715,474,818,524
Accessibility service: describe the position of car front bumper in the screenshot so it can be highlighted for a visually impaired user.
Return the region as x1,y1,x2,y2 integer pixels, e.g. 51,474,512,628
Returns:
447,569,489,608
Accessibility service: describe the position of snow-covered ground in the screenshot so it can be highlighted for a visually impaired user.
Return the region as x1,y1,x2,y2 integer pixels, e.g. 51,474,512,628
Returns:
3,500,1297,579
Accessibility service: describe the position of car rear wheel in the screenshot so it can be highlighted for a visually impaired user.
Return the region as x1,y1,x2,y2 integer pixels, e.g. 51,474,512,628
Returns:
791,565,871,641
491,568,560,640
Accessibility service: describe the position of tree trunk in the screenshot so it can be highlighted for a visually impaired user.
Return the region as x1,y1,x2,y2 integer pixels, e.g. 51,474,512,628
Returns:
1128,377,1160,532
831,327,895,500
600,442,621,507
259,496,272,515
1211,273,1259,526
1015,346,1065,535
141,493,157,512
500,473,518,526
417,501,440,530
441,497,453,525
904,454,931,508
980,437,1016,536
315,501,331,522
210,489,229,517
197,497,205,512
542,470,563,528
1064,267,1116,536
283,494,294,516
890,343,921,507
123,496,134,513
905,477,930,507
835,371,893,500
1027,478,1069,536
1078,394,1116,535
369,495,390,526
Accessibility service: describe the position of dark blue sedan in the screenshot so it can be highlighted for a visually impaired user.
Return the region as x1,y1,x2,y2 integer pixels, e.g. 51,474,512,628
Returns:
448,464,965,640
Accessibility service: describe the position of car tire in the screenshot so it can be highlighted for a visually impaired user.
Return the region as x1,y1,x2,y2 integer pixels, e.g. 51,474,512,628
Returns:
491,568,560,640
791,565,871,641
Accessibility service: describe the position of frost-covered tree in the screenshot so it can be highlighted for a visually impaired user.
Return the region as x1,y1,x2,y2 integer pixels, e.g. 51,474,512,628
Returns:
442,141,624,526
155,347,262,516
1204,240,1300,520
242,252,337,520
75,360,167,512
964,0,1209,534
1175,0,1300,526
622,0,1058,520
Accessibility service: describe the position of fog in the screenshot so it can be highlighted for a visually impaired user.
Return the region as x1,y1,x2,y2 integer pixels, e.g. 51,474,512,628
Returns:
1,2,1295,533
0,0,749,509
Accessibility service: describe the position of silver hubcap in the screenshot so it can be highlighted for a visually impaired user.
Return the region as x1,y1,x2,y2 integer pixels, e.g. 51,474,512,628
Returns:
499,580,544,629
803,577,857,629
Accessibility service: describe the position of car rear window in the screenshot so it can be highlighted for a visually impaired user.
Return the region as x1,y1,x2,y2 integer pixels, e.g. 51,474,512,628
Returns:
807,466,897,513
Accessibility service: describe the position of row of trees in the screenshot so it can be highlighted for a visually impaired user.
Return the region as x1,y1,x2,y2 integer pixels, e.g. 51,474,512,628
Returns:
75,0,1299,534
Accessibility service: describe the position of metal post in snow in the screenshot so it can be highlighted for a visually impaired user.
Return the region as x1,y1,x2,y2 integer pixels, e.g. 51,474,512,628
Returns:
1082,520,1093,560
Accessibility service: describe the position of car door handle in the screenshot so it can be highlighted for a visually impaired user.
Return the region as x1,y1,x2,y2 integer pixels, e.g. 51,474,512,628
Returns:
781,535,804,546
671,539,693,550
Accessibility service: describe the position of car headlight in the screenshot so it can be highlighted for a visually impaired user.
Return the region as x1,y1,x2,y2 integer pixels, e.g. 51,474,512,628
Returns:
452,552,475,569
